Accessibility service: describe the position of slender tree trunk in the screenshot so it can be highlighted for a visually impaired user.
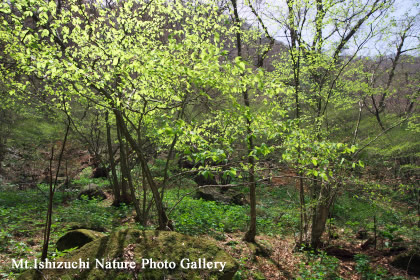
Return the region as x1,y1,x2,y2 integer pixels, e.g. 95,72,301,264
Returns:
230,0,257,243
0,138,5,175
121,138,142,222
41,146,55,261
105,112,121,206
298,177,308,244
142,168,148,226
113,110,172,230
353,101,363,145
374,215,377,249
244,116,257,242
286,0,309,245
41,119,70,261
372,97,386,131
416,188,419,228
117,125,132,204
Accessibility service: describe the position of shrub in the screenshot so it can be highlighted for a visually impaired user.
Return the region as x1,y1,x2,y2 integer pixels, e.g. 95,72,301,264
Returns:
297,251,341,280
355,254,389,280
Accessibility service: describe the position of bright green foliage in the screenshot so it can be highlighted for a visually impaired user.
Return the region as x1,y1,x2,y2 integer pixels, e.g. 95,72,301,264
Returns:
0,1,418,278
297,251,341,280
354,254,402,280
165,189,281,237
0,0,243,152
169,196,248,235
281,125,359,181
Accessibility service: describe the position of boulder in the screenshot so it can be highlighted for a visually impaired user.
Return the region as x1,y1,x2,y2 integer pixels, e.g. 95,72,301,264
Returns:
325,246,354,260
78,183,107,200
390,251,420,276
388,245,407,255
361,237,375,250
195,186,247,206
356,229,368,239
92,167,108,178
194,174,218,186
19,229,238,280
56,229,105,252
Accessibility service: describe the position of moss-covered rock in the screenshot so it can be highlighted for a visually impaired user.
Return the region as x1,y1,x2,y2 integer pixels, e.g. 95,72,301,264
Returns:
56,229,105,252
78,184,107,200
19,229,238,280
195,186,247,205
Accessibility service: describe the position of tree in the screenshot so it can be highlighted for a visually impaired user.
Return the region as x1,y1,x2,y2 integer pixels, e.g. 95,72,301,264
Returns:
259,0,394,248
1,0,240,230
41,117,70,261
363,12,420,130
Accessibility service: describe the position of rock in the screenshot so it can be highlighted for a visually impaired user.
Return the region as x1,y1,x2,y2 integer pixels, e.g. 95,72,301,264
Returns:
78,183,107,200
19,229,238,280
389,245,407,255
194,174,218,186
92,167,108,178
361,237,375,250
56,229,105,252
325,246,355,260
390,251,420,276
195,186,247,205
248,241,273,258
356,229,368,239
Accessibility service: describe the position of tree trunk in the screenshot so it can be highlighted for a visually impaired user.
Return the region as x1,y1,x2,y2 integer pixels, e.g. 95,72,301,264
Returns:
230,0,257,243
353,101,363,145
298,177,308,244
41,119,70,261
113,110,172,230
105,112,121,205
117,125,132,204
311,184,334,249
0,140,5,175
121,138,142,222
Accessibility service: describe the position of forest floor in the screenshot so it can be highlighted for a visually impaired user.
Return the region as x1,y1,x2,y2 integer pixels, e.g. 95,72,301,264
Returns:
0,178,418,279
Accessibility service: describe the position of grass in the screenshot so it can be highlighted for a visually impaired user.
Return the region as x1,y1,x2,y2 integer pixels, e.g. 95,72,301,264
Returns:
0,183,132,278
0,177,418,279
0,180,297,278
164,184,296,238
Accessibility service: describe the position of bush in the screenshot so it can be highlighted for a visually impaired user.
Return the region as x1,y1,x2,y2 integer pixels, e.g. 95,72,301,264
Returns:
297,251,341,280
355,254,391,280
169,197,248,235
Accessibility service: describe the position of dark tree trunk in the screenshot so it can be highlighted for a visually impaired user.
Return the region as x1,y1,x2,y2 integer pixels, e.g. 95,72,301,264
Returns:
119,134,142,222
105,112,121,205
311,184,334,249
114,110,172,230
230,0,257,243
41,119,70,261
117,125,132,204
